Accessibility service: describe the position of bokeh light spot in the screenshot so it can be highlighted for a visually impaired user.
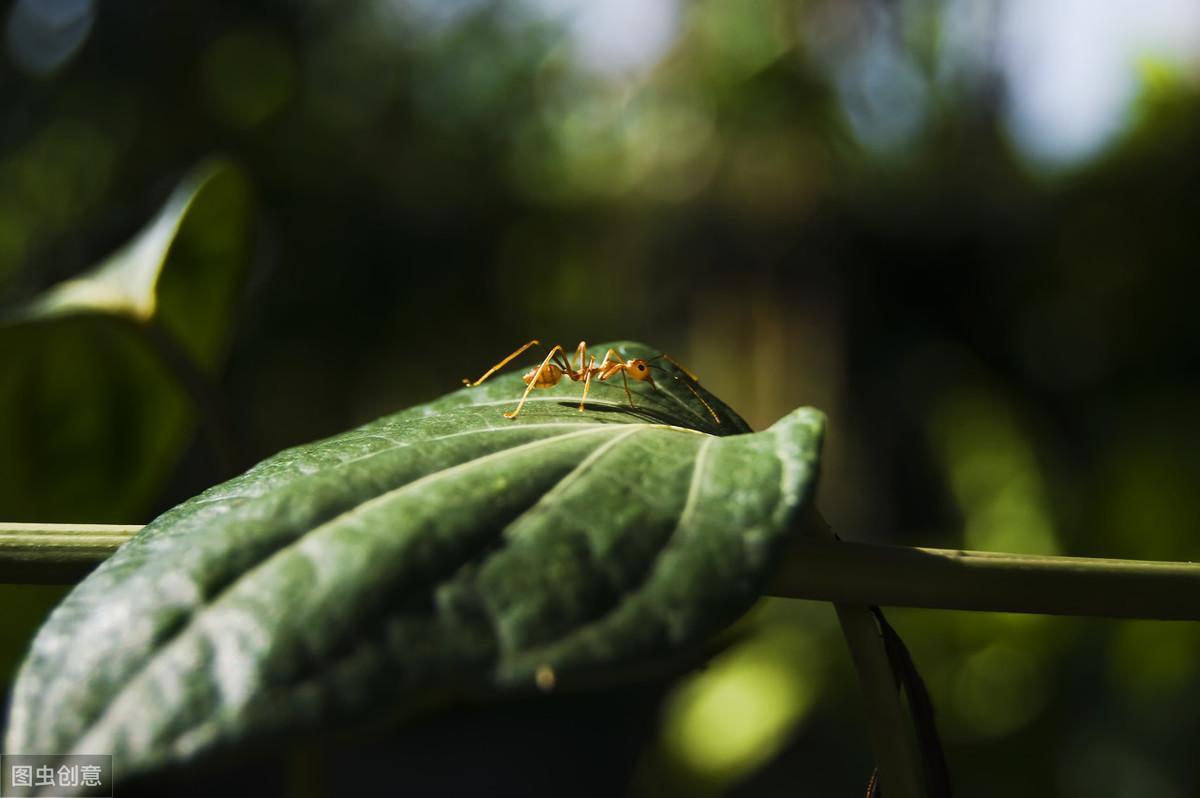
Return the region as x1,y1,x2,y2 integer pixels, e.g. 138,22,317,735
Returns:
1000,0,1200,168
692,0,791,81
1109,622,1200,700
524,0,681,79
931,392,1060,555
4,0,94,77
202,29,296,129
660,625,820,785
951,643,1047,738
14,118,115,226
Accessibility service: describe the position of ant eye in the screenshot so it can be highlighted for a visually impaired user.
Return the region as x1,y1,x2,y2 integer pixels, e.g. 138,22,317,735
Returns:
637,364,645,372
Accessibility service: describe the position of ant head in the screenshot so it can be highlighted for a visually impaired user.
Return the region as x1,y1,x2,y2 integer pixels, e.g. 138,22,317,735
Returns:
626,359,657,388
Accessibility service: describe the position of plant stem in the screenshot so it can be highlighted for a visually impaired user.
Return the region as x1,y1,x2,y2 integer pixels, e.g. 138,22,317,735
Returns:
0,523,140,584
768,538,1200,620
4,525,1200,622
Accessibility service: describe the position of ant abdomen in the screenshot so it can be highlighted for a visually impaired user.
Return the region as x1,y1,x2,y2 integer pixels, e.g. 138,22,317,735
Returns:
523,364,564,388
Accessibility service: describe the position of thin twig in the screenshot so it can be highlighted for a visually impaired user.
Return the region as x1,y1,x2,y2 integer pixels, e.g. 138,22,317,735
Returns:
0,523,140,584
6,524,1200,622
768,538,1200,620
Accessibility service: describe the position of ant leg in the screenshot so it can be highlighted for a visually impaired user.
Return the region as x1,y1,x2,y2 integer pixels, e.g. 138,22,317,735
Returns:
573,341,589,374
598,348,624,369
578,355,597,411
552,349,577,380
504,345,564,420
598,360,623,381
593,352,637,408
595,348,626,381
464,340,540,387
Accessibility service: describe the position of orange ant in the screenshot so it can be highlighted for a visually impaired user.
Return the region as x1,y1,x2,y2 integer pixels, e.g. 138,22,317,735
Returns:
463,340,720,423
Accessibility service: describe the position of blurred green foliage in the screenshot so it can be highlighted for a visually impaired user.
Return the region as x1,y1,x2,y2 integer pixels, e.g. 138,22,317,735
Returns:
2,0,1200,795
0,161,252,691
0,161,252,523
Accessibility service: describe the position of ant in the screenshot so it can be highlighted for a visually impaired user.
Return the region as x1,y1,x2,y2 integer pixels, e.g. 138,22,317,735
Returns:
463,340,720,423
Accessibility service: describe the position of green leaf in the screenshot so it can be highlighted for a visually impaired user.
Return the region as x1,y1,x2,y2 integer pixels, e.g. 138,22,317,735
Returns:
4,342,825,782
0,159,254,523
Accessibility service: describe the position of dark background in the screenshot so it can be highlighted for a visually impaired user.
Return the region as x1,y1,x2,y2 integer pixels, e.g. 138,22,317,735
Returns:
2,0,1200,795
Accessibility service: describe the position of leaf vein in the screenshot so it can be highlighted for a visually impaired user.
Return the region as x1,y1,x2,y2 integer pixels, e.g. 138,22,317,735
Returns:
70,426,619,751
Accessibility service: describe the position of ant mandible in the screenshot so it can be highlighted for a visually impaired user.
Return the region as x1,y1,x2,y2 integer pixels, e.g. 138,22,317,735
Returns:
462,340,719,423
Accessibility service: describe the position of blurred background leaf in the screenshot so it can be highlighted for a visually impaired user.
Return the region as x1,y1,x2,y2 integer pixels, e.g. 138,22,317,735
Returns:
0,161,253,688
2,0,1200,795
0,160,253,522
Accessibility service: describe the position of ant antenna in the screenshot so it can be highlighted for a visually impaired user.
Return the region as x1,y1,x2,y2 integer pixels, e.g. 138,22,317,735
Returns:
648,353,701,382
648,362,720,425
676,377,721,425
